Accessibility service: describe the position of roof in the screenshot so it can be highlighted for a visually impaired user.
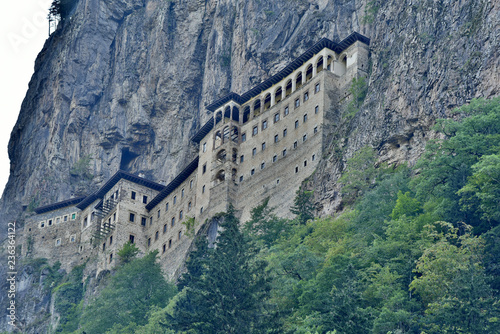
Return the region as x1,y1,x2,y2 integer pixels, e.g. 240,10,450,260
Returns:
146,156,199,211
191,32,370,143
34,196,87,214
76,170,166,210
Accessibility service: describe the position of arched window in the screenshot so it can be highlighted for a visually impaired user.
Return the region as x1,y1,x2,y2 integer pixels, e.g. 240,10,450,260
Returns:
232,106,239,122
214,130,222,149
216,149,227,162
327,55,333,71
316,56,324,73
305,64,313,82
215,111,222,124
295,72,303,90
243,106,250,123
223,126,230,142
216,170,225,182
335,55,347,76
285,80,292,97
232,148,238,163
224,106,231,120
231,127,238,143
263,93,271,110
232,168,237,182
275,87,282,104
253,99,261,116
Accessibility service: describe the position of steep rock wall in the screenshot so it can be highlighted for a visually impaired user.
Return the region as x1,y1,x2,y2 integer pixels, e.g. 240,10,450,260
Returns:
1,0,498,229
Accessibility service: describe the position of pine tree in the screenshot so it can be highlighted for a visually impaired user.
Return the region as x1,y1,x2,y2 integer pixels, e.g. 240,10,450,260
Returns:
290,188,316,224
172,207,276,333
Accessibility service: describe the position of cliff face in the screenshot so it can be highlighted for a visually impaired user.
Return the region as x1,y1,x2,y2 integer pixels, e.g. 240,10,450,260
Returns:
1,0,498,223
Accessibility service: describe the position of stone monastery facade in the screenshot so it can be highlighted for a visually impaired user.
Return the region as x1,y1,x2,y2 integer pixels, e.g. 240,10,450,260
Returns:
22,33,370,278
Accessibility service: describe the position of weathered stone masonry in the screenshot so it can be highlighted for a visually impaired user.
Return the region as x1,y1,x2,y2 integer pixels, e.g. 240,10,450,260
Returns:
21,33,370,279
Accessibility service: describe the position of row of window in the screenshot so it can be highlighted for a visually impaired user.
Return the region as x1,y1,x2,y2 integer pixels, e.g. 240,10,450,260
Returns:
240,153,316,182
130,179,195,206
54,234,77,246
148,229,183,250
39,213,77,228
240,94,319,143
242,123,319,163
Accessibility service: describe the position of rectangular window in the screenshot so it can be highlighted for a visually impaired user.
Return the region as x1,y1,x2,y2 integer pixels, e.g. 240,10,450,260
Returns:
295,166,299,173
129,235,135,244
274,134,279,143
83,217,88,228
113,212,116,221
188,202,192,211
163,244,166,254
294,141,298,149
304,92,309,101
312,154,316,161
303,134,307,142
240,155,244,163
131,191,136,200
71,235,76,242
163,224,167,233
71,213,76,220
171,217,175,227
110,253,113,263
303,114,308,122
48,219,52,226
157,210,161,218
179,210,183,220
109,236,113,246
64,215,68,222
273,155,277,162
174,196,177,204
251,169,255,176
315,83,320,93
169,239,172,248
241,133,246,142
166,202,169,211
203,164,207,174
274,113,280,123
284,106,289,116
143,195,148,204
148,238,151,247
202,185,205,193
103,243,106,251
181,189,185,198
283,128,287,137
150,217,153,226
253,126,258,136
155,231,159,241
283,149,287,157
178,231,182,240
203,142,207,152
315,105,319,114
295,120,299,129
262,120,268,130
200,207,204,214
190,180,193,189
262,142,266,151
314,126,318,134
261,162,265,170
129,213,135,222
304,160,308,167
141,217,146,226
252,148,257,156
239,175,244,182
295,99,300,107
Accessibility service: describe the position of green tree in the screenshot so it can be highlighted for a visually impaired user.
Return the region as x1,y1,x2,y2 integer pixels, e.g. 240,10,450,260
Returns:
172,208,275,333
117,241,139,265
411,97,500,231
291,188,316,224
245,197,290,247
410,222,500,333
458,153,500,225
79,251,176,333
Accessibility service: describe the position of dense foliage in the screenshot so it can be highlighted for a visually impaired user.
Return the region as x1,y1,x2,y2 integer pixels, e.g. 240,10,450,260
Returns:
50,98,499,333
